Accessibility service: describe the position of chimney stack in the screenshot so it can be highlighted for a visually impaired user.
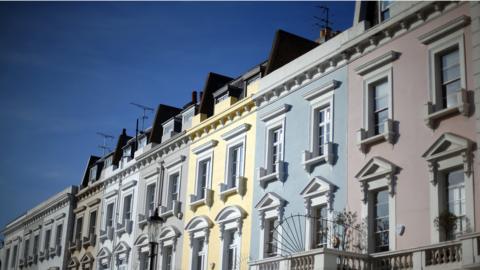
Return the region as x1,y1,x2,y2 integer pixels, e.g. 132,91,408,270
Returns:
192,91,197,104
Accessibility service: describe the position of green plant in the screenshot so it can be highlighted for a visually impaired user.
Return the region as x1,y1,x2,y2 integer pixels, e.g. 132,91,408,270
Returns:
434,210,458,238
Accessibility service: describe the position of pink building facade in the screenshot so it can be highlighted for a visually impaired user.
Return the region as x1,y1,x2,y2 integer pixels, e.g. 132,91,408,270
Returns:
347,0,479,255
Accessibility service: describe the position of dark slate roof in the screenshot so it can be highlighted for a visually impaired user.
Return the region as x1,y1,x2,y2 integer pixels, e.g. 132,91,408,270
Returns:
112,129,132,166
149,104,182,144
80,155,100,188
197,72,233,117
265,30,318,75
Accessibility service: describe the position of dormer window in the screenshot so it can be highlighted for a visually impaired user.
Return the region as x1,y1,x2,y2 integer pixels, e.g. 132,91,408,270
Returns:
138,136,147,149
162,118,181,141
182,107,195,131
246,74,260,89
213,85,242,104
89,166,97,182
105,156,113,168
123,146,132,163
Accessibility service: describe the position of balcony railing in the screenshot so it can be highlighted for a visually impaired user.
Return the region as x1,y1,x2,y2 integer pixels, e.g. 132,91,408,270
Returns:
251,233,480,270
189,188,214,211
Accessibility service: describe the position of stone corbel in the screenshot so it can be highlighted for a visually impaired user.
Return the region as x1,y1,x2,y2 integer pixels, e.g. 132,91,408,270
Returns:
326,190,336,211
361,181,369,204
428,162,438,185
237,218,244,236
386,174,395,197
462,151,473,177
304,198,312,216
219,223,225,240
259,211,265,230
204,229,210,244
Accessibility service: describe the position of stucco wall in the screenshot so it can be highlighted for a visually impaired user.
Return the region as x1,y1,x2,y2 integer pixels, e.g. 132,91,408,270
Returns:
249,65,348,260
346,3,477,251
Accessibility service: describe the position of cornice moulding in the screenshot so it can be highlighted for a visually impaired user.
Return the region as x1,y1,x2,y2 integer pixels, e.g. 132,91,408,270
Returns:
87,198,101,207
260,104,291,122
121,180,137,191
192,140,218,155
221,124,251,141
418,15,470,45
164,155,186,169
354,51,400,75
302,80,339,101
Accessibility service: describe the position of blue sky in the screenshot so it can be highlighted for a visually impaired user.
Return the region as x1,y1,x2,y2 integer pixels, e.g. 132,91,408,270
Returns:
0,1,354,230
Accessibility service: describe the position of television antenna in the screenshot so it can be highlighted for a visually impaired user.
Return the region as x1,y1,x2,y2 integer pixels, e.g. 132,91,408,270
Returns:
314,5,332,30
130,102,154,132
96,132,114,155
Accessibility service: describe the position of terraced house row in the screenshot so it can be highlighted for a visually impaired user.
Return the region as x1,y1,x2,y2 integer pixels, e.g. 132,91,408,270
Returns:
1,1,480,269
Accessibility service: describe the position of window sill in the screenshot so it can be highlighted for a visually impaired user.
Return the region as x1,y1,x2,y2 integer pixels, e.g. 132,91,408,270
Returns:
159,200,181,219
219,177,247,202
69,239,82,252
116,220,133,236
137,214,148,228
82,234,96,248
357,119,395,153
258,161,286,188
424,90,470,128
189,189,213,211
302,143,334,172
99,226,114,242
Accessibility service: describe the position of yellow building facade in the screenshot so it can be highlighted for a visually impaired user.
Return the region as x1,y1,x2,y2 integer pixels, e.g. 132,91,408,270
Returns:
181,75,259,270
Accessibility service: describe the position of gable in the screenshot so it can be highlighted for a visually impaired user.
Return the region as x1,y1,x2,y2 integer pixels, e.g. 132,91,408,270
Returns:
423,133,473,161
80,252,94,264
255,192,285,211
134,234,148,246
300,177,337,198
114,241,131,254
355,157,397,181
185,215,213,231
159,226,180,240
97,247,111,259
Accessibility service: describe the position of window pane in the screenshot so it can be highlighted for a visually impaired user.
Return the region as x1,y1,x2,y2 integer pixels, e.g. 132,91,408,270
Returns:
374,190,389,252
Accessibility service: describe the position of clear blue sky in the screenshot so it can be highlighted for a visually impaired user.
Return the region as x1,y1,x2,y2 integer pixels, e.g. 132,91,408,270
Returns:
0,2,354,230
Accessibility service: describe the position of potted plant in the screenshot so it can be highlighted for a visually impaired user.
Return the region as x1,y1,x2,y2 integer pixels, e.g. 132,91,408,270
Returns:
434,210,458,241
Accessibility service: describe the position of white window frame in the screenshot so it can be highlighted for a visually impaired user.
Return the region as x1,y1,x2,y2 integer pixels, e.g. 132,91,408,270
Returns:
220,127,248,201
422,133,474,243
255,192,286,259
302,81,338,171
258,104,290,187
142,167,160,218
54,221,64,248
356,157,398,253
87,208,98,237
182,106,195,131
166,169,181,210
134,234,150,270
145,182,157,216
185,216,213,270
103,198,117,230
215,206,247,270
159,226,180,270
190,141,216,209
74,215,84,242
121,191,134,223
424,30,468,127
300,177,337,250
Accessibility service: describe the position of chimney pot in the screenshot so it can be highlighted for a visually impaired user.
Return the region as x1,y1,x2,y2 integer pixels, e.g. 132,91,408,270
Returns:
192,91,197,104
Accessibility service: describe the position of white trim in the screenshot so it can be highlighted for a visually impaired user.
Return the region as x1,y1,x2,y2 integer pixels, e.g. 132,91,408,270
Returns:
302,80,339,101
423,133,475,243
418,15,471,45
121,180,137,191
221,123,251,141
143,167,160,179
259,104,291,122
164,155,186,169
255,193,286,259
354,51,400,76
192,140,218,155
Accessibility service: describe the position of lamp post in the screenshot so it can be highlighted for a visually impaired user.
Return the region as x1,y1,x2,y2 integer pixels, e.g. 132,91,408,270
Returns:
147,208,163,270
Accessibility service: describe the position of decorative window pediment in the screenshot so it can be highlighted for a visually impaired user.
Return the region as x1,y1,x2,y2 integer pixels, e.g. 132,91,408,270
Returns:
215,205,247,237
356,157,398,202
97,247,112,259
134,234,148,247
159,226,180,250
67,257,80,269
300,177,337,212
422,133,474,184
185,215,213,232
255,192,286,212
80,252,94,265
113,241,131,255
422,133,473,162
185,215,213,246
355,157,397,181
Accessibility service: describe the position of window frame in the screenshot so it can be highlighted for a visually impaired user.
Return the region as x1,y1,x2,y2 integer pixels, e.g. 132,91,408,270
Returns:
224,136,246,189
427,32,467,112
121,193,134,223
88,209,98,236
103,199,116,230
362,65,393,138
255,192,286,259
74,216,84,242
